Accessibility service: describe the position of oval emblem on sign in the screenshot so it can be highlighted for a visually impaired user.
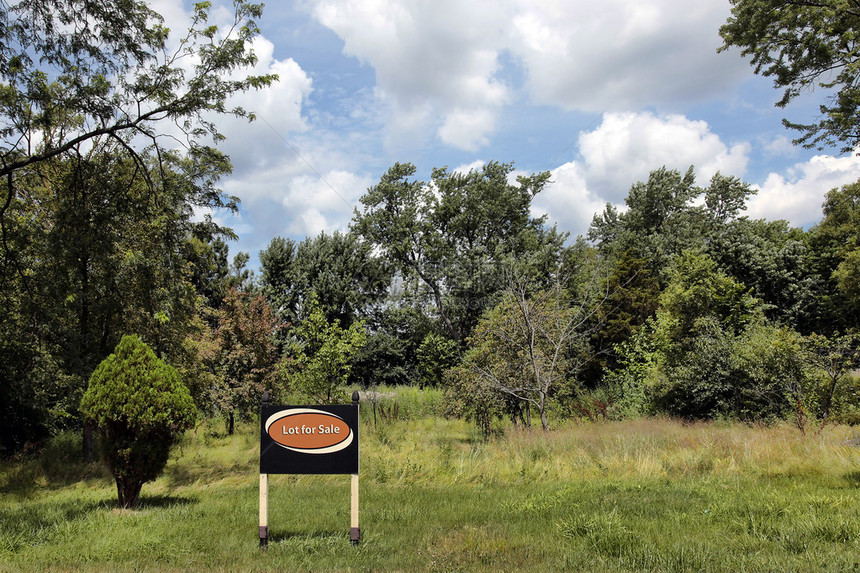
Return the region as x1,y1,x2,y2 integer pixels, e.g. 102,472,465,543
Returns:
264,409,353,454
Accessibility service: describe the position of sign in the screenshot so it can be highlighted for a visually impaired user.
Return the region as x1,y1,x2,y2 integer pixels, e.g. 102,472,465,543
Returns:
260,404,359,475
259,393,361,548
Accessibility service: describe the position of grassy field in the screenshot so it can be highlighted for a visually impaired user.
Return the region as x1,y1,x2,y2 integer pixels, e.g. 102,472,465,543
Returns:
3,389,860,571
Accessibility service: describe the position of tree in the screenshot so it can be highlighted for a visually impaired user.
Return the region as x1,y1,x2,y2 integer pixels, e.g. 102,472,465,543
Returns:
455,272,603,431
353,161,565,341
0,0,275,183
416,332,460,388
707,217,821,331
80,335,196,508
259,231,391,328
589,167,709,283
283,296,367,405
0,0,272,455
607,251,767,420
208,288,281,434
805,332,860,424
809,180,860,330
0,144,236,457
719,0,860,151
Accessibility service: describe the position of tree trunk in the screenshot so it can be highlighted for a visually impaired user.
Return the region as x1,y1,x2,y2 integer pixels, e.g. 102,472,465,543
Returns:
116,476,143,509
539,395,549,431
822,375,839,423
227,412,235,435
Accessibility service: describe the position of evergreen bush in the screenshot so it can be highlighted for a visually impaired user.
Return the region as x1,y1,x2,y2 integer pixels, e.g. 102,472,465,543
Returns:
80,335,196,508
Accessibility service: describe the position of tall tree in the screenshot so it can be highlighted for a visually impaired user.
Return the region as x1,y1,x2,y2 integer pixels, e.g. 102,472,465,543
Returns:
260,231,391,328
353,161,565,341
454,273,603,431
0,0,274,454
719,0,860,151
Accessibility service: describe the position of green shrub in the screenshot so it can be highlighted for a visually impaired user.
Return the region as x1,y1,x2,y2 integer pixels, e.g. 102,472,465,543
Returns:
80,335,196,508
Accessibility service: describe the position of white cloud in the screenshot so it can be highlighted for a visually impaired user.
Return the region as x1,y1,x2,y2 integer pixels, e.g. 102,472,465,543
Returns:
749,152,860,227
576,111,750,203
314,0,509,151
761,135,799,158
309,0,747,153
507,0,745,111
534,111,753,237
534,161,606,237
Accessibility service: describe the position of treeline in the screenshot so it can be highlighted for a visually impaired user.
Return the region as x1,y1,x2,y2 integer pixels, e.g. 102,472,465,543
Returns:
3,1,860,456
6,152,860,454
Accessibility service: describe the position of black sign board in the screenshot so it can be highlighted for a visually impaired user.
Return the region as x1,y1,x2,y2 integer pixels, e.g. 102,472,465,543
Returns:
260,404,359,474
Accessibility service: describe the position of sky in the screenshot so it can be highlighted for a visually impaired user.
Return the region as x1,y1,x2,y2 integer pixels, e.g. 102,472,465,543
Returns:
153,0,860,267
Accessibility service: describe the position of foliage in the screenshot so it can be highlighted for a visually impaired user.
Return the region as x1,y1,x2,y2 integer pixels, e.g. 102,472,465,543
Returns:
452,273,602,431
590,169,759,291
416,333,460,388
353,161,565,341
810,181,860,331
720,0,860,151
0,0,275,182
586,249,660,382
205,288,281,433
259,231,391,329
0,146,235,456
607,251,771,420
79,335,196,508
0,0,273,456
804,332,860,424
442,364,508,439
707,217,821,331
283,296,367,404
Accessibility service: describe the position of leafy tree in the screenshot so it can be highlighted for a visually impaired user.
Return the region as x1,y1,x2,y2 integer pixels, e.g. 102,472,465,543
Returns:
455,274,602,430
0,0,275,184
586,249,660,381
353,161,565,341
283,296,367,404
80,335,196,508
207,288,281,434
0,0,271,455
443,362,508,439
719,0,860,151
0,145,236,456
809,180,860,330
260,231,391,328
805,332,860,424
416,332,460,388
589,167,711,283
707,218,821,331
608,251,765,420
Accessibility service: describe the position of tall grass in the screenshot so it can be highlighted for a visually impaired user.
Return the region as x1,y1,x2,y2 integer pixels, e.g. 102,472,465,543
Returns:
3,387,860,571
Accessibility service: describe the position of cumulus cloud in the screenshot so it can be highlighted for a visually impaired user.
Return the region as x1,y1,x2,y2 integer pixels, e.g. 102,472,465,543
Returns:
314,0,509,151
508,0,745,111
310,0,747,152
534,161,606,237
749,152,860,227
534,111,752,237
576,111,749,200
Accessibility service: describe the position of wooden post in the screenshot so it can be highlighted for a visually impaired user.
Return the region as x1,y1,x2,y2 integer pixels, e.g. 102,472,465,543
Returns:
260,473,269,548
260,391,270,549
350,473,359,544
350,390,360,545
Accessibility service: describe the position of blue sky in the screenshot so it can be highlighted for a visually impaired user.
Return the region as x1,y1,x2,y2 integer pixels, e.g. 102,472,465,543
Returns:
154,0,860,267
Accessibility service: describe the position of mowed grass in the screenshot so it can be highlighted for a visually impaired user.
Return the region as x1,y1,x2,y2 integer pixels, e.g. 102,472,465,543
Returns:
3,397,860,571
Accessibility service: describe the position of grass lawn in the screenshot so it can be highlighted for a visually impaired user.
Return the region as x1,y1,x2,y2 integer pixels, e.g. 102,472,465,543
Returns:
3,401,860,571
